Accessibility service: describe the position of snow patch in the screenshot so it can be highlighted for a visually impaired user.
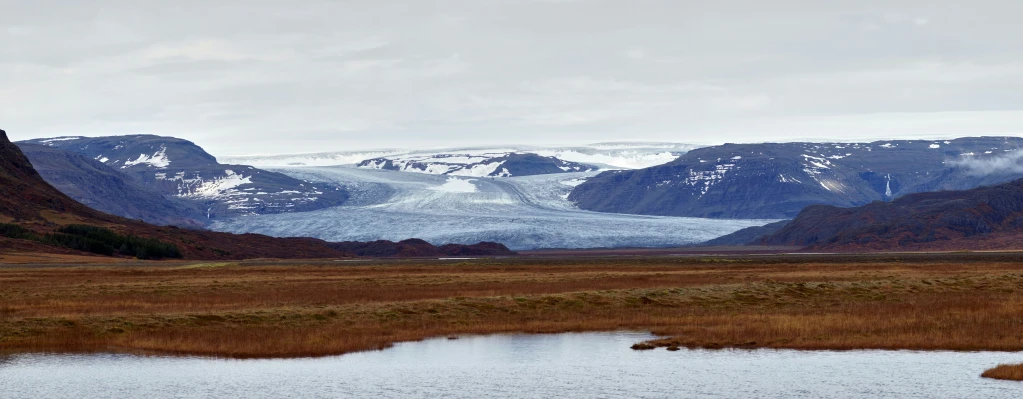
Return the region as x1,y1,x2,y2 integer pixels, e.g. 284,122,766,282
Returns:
431,178,478,193
123,146,171,169
180,170,253,199
38,137,84,145
448,161,506,177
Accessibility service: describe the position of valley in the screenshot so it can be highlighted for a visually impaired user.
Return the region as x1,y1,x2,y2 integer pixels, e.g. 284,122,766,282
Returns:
209,166,773,250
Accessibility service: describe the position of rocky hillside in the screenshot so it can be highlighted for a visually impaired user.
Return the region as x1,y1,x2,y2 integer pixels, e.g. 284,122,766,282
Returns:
760,178,1023,251
17,143,206,228
358,152,596,177
570,138,1023,219
19,135,349,219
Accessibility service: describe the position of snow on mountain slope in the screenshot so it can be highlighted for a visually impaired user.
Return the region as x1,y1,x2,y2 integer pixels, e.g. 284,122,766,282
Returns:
210,166,774,250
19,135,350,219
571,137,1023,219
359,152,597,177
218,143,699,171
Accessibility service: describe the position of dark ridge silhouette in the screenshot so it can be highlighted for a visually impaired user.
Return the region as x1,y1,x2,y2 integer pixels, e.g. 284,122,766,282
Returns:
330,239,515,257
761,178,1023,251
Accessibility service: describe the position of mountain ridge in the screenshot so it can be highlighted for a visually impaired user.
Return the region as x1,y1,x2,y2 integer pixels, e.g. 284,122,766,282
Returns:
18,135,350,219
17,143,207,228
758,178,1023,251
2,130,513,259
569,137,1023,219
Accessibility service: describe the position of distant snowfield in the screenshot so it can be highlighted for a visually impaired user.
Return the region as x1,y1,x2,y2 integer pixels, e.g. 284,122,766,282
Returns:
218,142,700,171
431,178,478,193
210,166,774,250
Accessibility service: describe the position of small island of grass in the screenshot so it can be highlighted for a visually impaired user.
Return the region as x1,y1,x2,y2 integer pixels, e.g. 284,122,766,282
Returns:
982,364,1023,381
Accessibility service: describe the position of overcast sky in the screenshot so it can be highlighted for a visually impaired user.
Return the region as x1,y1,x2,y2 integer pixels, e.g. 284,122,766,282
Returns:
2,0,1022,155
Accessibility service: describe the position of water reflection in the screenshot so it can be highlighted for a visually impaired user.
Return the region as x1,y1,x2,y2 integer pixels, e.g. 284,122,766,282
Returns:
1,332,1022,398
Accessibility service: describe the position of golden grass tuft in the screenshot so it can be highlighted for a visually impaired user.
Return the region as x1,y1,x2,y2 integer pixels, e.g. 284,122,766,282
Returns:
982,364,1023,381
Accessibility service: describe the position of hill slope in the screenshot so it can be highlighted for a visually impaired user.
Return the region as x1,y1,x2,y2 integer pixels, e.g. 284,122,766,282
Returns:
761,179,1023,251
569,138,1023,219
19,135,349,219
1,129,346,259
17,143,206,228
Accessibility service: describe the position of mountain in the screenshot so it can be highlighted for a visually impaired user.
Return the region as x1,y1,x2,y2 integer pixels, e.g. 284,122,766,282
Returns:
219,143,699,170
759,178,1023,251
569,138,1023,219
358,152,597,177
0,129,348,259
2,130,521,259
18,135,349,219
17,143,206,229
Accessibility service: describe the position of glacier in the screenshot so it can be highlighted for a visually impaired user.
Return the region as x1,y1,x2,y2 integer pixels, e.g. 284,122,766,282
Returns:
210,166,776,250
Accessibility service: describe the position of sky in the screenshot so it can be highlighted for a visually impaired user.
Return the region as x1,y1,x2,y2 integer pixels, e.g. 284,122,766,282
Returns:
2,0,1023,156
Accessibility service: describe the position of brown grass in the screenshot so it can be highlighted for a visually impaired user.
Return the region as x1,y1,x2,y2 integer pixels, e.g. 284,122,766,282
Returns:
982,364,1023,381
2,256,1023,359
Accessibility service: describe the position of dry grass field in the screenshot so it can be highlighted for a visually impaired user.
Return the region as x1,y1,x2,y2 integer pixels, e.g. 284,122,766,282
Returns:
2,254,1023,362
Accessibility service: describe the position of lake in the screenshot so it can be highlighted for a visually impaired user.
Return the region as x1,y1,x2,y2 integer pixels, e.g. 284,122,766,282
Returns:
2,332,1022,398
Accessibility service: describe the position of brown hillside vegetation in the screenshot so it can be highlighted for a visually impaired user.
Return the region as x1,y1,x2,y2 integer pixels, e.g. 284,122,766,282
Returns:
2,255,1023,359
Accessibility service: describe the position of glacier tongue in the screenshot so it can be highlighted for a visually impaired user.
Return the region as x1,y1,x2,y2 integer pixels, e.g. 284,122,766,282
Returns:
210,166,775,250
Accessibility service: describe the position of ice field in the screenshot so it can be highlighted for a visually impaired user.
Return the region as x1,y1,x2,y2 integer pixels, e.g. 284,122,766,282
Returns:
210,166,774,250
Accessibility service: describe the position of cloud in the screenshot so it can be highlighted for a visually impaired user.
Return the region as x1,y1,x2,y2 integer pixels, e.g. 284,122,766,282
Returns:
1,0,1022,155
951,151,1023,176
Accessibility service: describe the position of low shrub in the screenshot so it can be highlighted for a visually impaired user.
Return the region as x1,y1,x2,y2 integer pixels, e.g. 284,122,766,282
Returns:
43,225,182,260
0,223,38,240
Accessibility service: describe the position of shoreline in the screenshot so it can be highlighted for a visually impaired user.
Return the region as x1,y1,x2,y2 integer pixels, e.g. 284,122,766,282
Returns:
6,330,1023,360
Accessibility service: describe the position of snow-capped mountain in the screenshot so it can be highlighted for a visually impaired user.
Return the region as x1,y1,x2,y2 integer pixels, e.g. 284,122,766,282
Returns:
219,142,700,171
570,137,1023,219
17,143,207,228
19,135,349,219
358,152,596,177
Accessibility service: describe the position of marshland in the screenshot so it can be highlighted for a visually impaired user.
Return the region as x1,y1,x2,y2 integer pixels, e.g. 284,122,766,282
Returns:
3,253,1023,360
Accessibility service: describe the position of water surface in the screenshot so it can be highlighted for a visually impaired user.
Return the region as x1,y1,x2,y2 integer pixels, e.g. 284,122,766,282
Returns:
2,332,1022,398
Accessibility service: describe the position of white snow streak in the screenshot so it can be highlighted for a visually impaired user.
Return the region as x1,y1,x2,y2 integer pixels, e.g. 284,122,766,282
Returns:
123,146,171,169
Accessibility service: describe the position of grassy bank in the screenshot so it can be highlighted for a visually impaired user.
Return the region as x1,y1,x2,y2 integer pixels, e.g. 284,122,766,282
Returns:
983,364,1023,381
1,257,1023,358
